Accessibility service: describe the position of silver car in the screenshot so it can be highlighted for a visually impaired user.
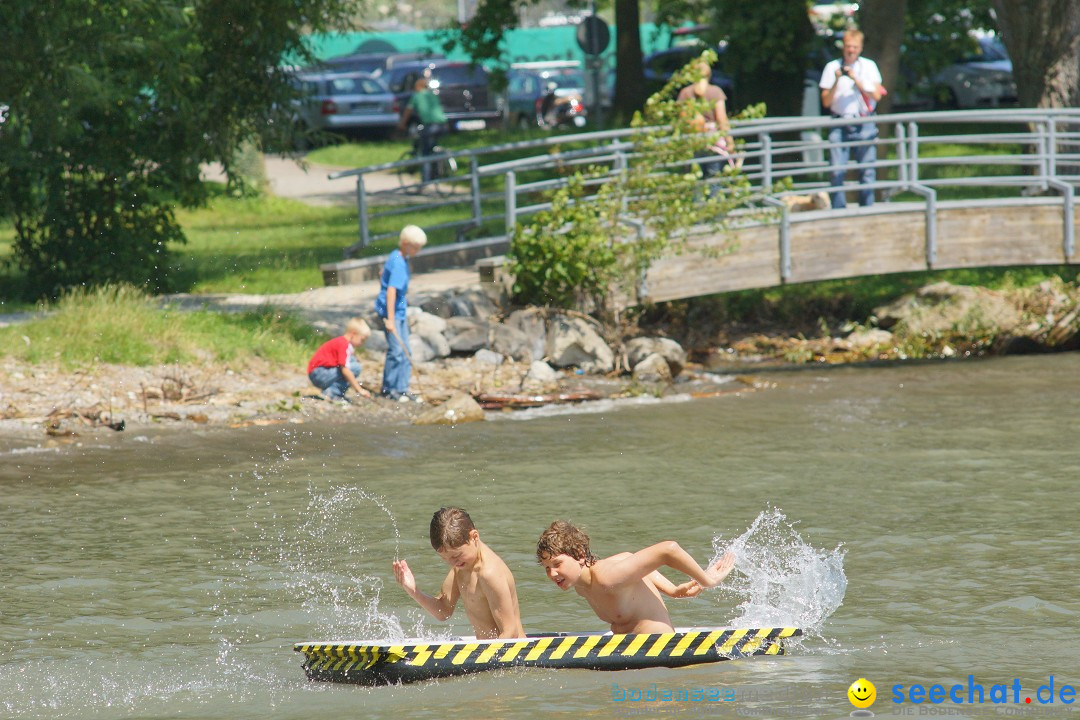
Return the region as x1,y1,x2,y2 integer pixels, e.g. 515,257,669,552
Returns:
927,36,1017,109
291,70,398,138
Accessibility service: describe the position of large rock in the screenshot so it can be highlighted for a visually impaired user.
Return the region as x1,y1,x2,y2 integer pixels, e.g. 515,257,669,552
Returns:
846,328,893,350
473,349,503,365
444,316,490,353
448,289,498,320
545,315,614,373
874,282,1023,337
408,309,450,362
413,392,486,426
632,353,673,382
625,337,686,378
489,323,533,362
523,360,559,388
505,308,547,361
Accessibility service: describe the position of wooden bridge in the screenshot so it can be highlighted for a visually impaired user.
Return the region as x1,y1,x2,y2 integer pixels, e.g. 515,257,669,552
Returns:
321,109,1080,302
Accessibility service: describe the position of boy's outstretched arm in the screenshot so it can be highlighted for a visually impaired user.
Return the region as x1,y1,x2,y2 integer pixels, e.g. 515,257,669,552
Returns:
648,570,704,599
595,542,735,591
392,559,459,621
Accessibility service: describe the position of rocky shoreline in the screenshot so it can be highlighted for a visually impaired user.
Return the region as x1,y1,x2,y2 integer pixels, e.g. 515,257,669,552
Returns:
2,277,1077,448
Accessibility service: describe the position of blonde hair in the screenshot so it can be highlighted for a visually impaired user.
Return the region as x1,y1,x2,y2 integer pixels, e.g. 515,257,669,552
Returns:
843,29,865,45
400,224,428,249
430,507,476,551
537,520,599,566
345,317,371,337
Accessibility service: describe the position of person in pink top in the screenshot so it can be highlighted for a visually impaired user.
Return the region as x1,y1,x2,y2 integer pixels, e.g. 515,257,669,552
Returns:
306,318,373,402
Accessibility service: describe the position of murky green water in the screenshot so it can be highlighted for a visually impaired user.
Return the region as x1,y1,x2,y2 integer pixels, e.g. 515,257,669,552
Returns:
2,353,1079,719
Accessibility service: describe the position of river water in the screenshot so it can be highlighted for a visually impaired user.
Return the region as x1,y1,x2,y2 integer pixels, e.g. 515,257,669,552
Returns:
2,353,1078,719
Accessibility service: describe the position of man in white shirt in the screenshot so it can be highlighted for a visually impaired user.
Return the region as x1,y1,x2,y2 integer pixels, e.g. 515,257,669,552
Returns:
819,29,883,208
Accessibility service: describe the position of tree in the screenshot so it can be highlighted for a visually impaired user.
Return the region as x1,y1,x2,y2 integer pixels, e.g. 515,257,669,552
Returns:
992,0,1080,108
859,0,908,114
613,0,647,122
0,0,356,298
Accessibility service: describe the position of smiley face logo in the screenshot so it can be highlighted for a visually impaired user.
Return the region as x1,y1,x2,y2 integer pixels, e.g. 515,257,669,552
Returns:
848,678,876,709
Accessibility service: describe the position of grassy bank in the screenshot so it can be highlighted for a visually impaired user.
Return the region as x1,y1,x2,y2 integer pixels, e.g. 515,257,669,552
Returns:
0,285,323,367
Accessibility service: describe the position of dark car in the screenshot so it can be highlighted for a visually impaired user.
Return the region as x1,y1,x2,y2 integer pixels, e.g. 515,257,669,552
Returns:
507,63,588,129
383,60,502,131
290,70,398,140
642,44,736,108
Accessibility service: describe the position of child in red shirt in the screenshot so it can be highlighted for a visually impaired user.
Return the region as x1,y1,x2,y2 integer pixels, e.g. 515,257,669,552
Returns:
307,318,373,402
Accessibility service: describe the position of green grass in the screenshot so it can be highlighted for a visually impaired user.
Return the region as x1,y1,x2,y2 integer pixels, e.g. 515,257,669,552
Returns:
169,184,494,294
169,190,359,294
0,285,325,367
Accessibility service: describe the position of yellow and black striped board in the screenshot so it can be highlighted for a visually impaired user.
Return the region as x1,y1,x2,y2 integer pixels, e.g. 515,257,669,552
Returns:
295,626,802,686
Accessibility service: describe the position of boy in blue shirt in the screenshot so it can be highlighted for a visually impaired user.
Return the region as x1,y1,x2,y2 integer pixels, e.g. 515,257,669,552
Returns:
375,224,427,402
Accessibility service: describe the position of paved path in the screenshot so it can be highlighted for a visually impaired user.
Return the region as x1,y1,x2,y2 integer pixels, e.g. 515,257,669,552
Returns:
201,154,407,207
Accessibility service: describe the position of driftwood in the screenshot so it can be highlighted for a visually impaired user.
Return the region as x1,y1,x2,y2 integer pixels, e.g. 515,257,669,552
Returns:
472,389,602,410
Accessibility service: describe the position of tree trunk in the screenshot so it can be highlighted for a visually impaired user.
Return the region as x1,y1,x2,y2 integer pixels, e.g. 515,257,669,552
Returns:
993,0,1080,108
858,0,908,114
613,0,646,124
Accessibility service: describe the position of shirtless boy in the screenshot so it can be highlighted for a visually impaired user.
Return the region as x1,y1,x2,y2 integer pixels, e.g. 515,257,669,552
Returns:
536,520,735,635
392,507,525,639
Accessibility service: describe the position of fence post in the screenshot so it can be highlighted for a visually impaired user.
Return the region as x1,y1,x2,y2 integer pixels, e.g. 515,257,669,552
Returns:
356,175,369,253
614,150,628,212
762,197,790,283
470,157,482,229
907,122,919,184
906,184,937,268
1046,179,1075,260
504,170,517,237
1049,118,1058,179
896,123,908,186
761,133,772,192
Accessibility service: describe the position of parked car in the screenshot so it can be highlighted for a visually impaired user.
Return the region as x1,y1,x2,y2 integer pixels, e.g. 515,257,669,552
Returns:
924,35,1017,109
507,62,588,129
309,52,443,76
383,60,502,131
642,44,736,109
289,70,399,142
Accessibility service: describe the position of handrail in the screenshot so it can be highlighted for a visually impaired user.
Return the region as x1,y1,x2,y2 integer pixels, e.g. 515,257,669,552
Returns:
332,108,1080,254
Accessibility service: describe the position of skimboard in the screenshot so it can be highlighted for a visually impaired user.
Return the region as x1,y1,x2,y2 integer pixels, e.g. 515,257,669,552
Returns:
295,626,801,685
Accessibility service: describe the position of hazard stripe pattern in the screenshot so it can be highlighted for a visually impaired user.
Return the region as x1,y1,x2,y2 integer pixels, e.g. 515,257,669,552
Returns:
296,627,801,685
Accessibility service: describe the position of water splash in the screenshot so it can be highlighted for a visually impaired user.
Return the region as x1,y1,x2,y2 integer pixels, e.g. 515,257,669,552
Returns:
710,507,847,635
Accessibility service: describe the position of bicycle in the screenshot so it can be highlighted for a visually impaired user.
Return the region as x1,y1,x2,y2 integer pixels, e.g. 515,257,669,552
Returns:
396,124,458,197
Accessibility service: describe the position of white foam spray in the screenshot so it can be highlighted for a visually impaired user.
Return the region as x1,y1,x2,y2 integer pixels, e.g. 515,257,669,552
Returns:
709,507,847,635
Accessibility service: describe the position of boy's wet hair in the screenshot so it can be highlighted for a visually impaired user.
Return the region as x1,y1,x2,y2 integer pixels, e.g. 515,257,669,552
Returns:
430,507,475,551
536,520,598,566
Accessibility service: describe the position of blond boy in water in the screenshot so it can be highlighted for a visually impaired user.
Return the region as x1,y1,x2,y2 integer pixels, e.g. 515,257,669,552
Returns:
536,520,735,635
392,507,525,640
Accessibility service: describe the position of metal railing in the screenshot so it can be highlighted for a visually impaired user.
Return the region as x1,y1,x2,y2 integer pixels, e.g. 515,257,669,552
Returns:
329,108,1080,258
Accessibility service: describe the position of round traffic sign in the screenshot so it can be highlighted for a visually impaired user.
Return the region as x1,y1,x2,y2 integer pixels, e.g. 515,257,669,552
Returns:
576,15,610,56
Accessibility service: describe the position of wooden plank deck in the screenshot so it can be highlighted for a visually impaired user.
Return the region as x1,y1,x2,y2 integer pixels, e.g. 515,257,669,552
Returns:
641,199,1079,304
